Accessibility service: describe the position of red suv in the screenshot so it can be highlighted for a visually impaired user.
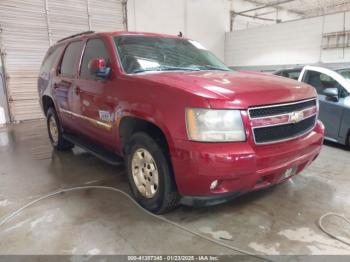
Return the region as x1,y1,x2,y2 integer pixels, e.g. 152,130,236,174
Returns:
38,31,324,213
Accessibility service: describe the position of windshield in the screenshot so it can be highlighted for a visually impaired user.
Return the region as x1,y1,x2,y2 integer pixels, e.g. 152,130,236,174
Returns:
114,36,231,74
337,68,350,82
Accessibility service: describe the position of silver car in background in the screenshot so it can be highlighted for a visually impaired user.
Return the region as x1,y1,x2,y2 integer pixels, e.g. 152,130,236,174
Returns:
298,65,350,146
274,65,350,147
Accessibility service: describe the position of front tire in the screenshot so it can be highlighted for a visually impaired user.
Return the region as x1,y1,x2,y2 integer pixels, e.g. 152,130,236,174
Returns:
126,132,179,214
46,107,74,151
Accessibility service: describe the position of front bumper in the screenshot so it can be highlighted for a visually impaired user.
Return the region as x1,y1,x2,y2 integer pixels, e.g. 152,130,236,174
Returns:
171,120,324,205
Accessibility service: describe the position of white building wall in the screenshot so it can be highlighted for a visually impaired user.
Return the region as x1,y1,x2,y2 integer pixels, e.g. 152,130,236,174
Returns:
127,0,230,60
225,11,350,67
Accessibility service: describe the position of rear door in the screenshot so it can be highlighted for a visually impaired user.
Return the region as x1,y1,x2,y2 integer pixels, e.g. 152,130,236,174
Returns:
74,37,118,150
53,41,83,131
302,69,345,140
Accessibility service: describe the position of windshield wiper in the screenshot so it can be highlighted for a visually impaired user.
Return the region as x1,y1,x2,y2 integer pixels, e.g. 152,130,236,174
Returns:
196,65,230,71
132,68,158,74
159,65,200,71
132,65,200,74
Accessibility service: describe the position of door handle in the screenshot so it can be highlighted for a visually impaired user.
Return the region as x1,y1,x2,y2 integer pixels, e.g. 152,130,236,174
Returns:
75,86,81,95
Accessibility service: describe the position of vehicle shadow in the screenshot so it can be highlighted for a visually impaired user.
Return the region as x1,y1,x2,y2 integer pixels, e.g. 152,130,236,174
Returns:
48,146,274,218
167,185,281,221
323,140,349,151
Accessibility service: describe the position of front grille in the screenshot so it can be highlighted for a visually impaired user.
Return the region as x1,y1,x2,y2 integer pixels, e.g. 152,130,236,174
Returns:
249,99,316,118
253,115,316,144
249,98,317,144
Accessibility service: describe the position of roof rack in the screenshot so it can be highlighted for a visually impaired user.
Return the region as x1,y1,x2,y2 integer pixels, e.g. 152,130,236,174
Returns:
57,31,95,43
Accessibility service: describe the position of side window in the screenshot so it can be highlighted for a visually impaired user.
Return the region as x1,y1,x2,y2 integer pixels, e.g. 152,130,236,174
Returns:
40,45,64,75
319,73,338,88
59,41,83,77
304,70,347,98
287,71,301,80
338,69,350,81
80,38,110,79
304,70,332,94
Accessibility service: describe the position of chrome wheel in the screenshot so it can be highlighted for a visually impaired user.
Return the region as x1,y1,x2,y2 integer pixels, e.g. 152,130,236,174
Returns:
48,115,59,145
131,148,159,198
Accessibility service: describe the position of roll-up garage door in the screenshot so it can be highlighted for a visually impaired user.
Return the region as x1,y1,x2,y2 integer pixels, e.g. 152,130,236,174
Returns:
0,0,125,122
0,0,50,121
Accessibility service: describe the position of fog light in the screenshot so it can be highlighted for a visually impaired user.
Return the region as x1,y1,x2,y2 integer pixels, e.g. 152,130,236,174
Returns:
210,180,219,190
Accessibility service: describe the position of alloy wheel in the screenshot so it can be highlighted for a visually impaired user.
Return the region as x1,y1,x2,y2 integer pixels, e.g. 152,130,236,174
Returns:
131,148,159,198
49,115,59,146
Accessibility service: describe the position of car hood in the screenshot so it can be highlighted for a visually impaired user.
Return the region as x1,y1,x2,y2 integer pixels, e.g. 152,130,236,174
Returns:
133,70,316,109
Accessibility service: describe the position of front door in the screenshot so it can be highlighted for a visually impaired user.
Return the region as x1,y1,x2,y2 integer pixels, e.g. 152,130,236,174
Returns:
74,38,118,150
302,70,345,140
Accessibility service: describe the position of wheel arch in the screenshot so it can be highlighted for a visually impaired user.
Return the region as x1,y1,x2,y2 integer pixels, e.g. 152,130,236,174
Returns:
119,116,174,157
42,95,56,116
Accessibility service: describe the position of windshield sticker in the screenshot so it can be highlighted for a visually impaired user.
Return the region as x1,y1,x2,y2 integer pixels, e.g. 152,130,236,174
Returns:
137,58,160,70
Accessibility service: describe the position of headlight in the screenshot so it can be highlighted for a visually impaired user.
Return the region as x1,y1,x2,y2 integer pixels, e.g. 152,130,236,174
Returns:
185,108,246,142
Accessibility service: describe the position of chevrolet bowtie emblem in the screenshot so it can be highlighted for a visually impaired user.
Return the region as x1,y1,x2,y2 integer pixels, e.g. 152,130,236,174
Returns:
289,111,304,124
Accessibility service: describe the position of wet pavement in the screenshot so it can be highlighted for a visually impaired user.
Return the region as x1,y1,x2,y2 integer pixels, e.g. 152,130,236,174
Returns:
0,120,350,256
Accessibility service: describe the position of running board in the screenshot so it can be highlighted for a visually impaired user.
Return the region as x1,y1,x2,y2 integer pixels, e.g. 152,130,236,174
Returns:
63,133,123,166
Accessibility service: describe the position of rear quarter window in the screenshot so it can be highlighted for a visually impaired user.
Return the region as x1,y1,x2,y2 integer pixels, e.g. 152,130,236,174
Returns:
40,45,64,76
58,41,83,77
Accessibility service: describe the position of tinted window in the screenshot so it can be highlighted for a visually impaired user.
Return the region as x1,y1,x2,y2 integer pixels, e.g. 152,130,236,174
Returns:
40,45,64,75
304,70,347,98
59,41,83,77
114,36,230,74
80,39,110,79
275,70,301,80
337,69,350,81
286,70,301,80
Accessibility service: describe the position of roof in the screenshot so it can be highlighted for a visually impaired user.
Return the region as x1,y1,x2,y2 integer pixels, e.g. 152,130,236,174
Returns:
305,63,350,71
56,31,186,45
274,63,350,74
274,67,303,73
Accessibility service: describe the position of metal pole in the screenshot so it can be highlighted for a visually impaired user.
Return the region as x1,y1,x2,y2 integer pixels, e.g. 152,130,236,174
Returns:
0,24,12,122
343,11,345,58
86,0,92,30
231,11,277,22
0,49,12,123
44,0,52,45
122,0,128,31
236,0,296,15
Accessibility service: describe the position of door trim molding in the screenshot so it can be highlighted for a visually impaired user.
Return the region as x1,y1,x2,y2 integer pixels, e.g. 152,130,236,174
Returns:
60,108,113,131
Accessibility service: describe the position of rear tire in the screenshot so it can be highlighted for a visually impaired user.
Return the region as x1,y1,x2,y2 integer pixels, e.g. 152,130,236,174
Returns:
46,107,74,151
126,132,179,214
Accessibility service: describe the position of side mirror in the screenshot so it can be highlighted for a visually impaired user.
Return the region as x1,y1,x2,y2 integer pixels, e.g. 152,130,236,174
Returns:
323,88,339,101
88,58,110,79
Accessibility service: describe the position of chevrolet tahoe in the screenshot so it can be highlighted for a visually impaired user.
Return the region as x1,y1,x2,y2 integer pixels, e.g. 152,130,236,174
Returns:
38,31,324,213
